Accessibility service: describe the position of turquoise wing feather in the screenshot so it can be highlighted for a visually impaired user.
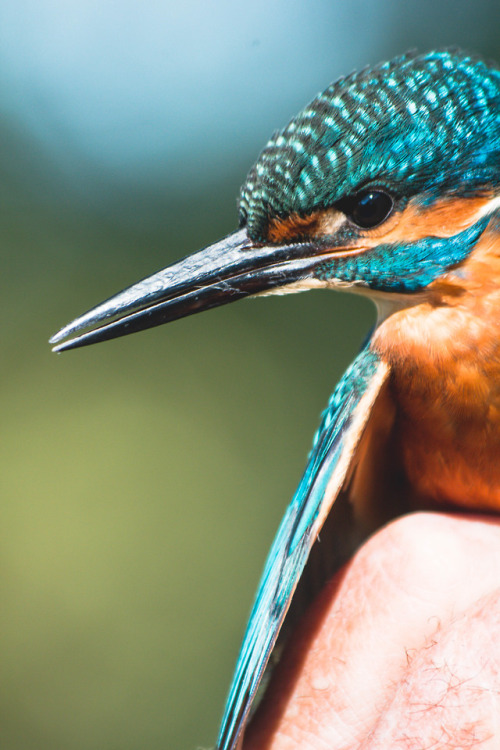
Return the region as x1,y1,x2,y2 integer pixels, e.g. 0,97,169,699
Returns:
216,345,389,750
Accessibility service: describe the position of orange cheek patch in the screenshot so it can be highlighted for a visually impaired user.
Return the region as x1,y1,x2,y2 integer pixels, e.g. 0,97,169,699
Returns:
363,194,494,247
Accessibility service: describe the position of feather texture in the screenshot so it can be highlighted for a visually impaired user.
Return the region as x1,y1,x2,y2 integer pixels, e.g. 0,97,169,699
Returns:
217,346,389,750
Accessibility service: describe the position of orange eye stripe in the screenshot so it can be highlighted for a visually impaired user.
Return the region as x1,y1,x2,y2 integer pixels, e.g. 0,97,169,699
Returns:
266,211,325,242
374,194,494,245
266,194,495,246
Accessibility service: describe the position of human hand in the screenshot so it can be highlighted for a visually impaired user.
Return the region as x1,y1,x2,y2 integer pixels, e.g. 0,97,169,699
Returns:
243,512,500,749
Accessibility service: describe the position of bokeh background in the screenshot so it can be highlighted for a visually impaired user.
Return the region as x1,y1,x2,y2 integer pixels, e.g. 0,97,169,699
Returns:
2,2,500,748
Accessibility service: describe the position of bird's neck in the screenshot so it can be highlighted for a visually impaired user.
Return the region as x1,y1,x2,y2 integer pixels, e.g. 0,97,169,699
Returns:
371,221,500,510
373,217,500,362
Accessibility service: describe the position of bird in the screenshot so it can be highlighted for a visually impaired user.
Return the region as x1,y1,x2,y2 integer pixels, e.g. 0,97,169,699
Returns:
50,49,500,750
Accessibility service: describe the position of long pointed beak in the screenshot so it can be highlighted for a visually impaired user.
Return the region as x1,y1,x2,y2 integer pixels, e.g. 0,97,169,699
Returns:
50,228,329,352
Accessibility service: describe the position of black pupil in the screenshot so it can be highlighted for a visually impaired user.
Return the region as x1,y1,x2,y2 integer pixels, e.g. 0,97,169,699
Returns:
344,190,393,228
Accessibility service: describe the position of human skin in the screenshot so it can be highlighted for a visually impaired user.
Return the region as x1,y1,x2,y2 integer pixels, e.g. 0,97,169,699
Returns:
243,512,500,749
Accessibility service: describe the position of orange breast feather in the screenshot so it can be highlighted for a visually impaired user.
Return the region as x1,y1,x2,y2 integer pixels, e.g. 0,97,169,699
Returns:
373,222,500,511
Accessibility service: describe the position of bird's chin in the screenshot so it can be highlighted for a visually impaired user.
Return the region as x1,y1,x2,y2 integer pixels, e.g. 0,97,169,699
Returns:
370,291,427,326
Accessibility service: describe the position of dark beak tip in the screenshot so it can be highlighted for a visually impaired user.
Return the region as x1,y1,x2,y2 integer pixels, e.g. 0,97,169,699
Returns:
48,228,320,353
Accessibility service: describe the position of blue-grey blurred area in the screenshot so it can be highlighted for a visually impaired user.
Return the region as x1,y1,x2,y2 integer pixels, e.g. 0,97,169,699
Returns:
1,1,499,748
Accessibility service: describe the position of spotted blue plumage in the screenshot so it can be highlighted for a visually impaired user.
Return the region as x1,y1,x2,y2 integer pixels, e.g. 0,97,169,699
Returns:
240,50,500,241
217,346,383,750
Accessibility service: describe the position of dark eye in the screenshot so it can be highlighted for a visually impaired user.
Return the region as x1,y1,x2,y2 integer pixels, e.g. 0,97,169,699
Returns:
338,190,394,229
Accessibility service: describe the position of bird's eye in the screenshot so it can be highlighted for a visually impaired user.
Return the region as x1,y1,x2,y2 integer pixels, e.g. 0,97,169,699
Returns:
338,190,394,229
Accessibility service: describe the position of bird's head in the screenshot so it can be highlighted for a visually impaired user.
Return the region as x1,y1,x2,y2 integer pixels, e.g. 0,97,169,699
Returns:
51,49,500,352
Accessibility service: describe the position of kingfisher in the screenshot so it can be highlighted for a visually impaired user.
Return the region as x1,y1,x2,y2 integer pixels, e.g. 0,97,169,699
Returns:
50,49,500,750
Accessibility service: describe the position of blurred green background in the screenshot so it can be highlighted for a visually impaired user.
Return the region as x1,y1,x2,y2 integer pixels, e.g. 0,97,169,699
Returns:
1,2,500,748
